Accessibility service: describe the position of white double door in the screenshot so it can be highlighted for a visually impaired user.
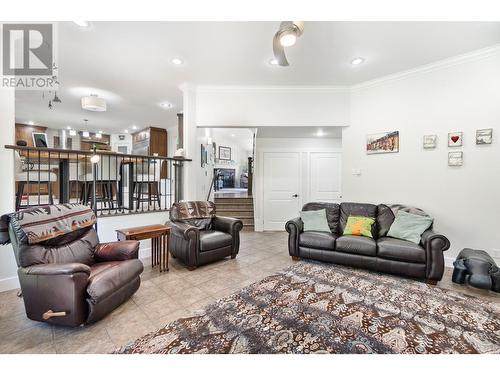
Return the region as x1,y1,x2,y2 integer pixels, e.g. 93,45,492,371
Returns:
263,151,341,230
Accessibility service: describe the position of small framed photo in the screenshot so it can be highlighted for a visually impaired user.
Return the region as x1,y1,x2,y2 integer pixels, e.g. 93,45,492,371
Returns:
448,132,463,147
448,151,463,166
476,128,492,145
423,135,437,149
218,146,231,160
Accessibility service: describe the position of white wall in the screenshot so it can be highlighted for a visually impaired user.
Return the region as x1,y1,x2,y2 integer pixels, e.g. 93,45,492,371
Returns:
0,89,18,292
255,137,343,231
344,49,500,262
196,86,350,127
110,133,132,153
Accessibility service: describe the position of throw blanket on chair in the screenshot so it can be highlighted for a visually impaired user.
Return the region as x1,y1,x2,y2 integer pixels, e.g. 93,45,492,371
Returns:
0,204,96,245
170,201,216,230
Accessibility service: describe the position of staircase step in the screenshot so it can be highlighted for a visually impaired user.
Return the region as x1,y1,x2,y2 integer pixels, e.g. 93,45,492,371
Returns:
216,203,254,210
214,197,253,204
217,210,254,217
242,224,254,231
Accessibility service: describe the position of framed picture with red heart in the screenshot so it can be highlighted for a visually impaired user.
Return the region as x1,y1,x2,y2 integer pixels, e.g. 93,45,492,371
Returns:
448,132,463,147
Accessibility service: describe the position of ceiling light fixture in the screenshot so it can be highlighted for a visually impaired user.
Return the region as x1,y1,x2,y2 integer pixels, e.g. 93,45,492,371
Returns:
315,129,325,137
98,130,103,134
131,125,138,130
124,129,129,134
81,94,107,112
28,121,34,125
272,21,304,67
73,21,90,28
66,126,71,130
351,57,365,65
171,58,184,65
160,102,173,109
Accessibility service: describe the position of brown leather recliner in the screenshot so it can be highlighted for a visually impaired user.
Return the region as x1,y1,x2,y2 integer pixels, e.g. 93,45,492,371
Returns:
169,201,243,270
7,211,143,327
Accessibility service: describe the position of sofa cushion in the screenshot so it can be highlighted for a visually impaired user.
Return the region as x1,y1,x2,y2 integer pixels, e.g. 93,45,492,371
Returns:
339,202,377,238
199,230,233,252
376,204,395,238
387,211,433,244
377,237,426,263
343,216,375,238
87,259,144,304
335,235,377,256
302,202,340,234
300,209,331,233
299,231,337,250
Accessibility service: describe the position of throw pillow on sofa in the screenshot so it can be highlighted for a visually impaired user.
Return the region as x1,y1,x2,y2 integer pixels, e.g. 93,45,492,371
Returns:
387,211,434,244
300,209,331,233
343,216,375,238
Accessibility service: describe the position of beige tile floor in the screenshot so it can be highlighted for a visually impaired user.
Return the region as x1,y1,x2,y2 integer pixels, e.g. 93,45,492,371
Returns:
0,231,498,354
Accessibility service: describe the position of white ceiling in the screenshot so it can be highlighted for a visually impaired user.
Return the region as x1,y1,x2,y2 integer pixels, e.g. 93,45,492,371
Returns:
15,21,500,133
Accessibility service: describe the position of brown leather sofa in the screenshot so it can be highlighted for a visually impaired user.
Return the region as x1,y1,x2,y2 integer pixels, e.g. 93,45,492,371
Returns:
169,201,243,270
7,216,143,327
286,202,450,284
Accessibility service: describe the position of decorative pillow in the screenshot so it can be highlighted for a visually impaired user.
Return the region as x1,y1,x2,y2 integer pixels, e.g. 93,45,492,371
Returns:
387,211,434,244
343,216,375,238
300,209,331,233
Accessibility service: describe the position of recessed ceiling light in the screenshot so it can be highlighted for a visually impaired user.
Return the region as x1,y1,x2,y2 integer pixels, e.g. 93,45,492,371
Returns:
269,58,279,66
98,130,103,134
73,21,90,28
124,129,129,133
315,129,325,137
160,102,173,109
131,125,138,130
231,134,236,137
28,121,34,125
66,126,71,130
171,58,184,65
351,57,365,65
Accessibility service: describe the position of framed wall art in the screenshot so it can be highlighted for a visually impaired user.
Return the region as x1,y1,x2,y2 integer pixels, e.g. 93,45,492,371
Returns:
448,132,463,147
476,128,492,145
423,135,437,149
366,131,399,154
448,151,463,166
219,146,232,160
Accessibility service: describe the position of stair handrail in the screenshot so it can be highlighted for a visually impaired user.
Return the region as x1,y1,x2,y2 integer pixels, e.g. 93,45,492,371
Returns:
207,171,219,201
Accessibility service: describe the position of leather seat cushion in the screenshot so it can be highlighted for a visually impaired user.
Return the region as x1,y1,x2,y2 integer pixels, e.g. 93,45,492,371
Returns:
87,259,144,304
299,231,337,250
377,237,426,263
199,230,232,252
335,235,377,256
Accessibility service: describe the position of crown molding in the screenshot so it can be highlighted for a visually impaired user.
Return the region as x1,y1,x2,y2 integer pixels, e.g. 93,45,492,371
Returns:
351,43,500,91
196,85,350,93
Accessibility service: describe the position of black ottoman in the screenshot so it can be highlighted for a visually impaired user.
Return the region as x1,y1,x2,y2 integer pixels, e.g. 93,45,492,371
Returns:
452,248,500,292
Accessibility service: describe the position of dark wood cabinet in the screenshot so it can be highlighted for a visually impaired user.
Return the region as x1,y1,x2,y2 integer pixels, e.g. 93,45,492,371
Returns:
132,127,168,178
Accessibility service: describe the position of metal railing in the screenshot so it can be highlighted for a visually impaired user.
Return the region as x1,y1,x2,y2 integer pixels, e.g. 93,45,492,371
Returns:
6,145,191,216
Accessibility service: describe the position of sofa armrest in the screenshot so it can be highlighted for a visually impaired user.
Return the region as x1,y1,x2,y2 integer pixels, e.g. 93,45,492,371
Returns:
285,217,303,257
94,240,140,262
24,262,91,276
213,216,244,257
170,221,199,241
212,216,243,234
421,229,450,281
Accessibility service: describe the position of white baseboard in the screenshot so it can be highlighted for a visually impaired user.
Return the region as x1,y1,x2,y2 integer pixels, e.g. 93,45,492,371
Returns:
0,276,20,293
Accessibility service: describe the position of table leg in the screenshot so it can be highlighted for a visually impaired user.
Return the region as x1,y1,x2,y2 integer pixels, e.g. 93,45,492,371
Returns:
165,233,169,272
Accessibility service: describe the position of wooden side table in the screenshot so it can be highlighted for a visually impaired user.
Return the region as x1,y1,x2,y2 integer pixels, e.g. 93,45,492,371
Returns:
116,224,170,272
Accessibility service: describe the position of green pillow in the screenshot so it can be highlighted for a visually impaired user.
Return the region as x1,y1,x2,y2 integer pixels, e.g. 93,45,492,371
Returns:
387,211,433,244
343,216,375,238
300,209,331,233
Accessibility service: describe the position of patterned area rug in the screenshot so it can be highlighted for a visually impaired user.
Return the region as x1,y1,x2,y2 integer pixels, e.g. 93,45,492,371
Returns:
116,262,500,354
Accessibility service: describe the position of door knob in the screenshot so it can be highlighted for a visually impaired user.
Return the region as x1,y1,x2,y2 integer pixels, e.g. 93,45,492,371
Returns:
292,194,298,198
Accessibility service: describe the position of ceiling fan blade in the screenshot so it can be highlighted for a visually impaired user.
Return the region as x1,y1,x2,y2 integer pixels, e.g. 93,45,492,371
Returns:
273,33,289,66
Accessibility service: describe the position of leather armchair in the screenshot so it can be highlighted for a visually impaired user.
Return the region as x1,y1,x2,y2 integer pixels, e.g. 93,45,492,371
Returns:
169,204,243,270
8,219,143,327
